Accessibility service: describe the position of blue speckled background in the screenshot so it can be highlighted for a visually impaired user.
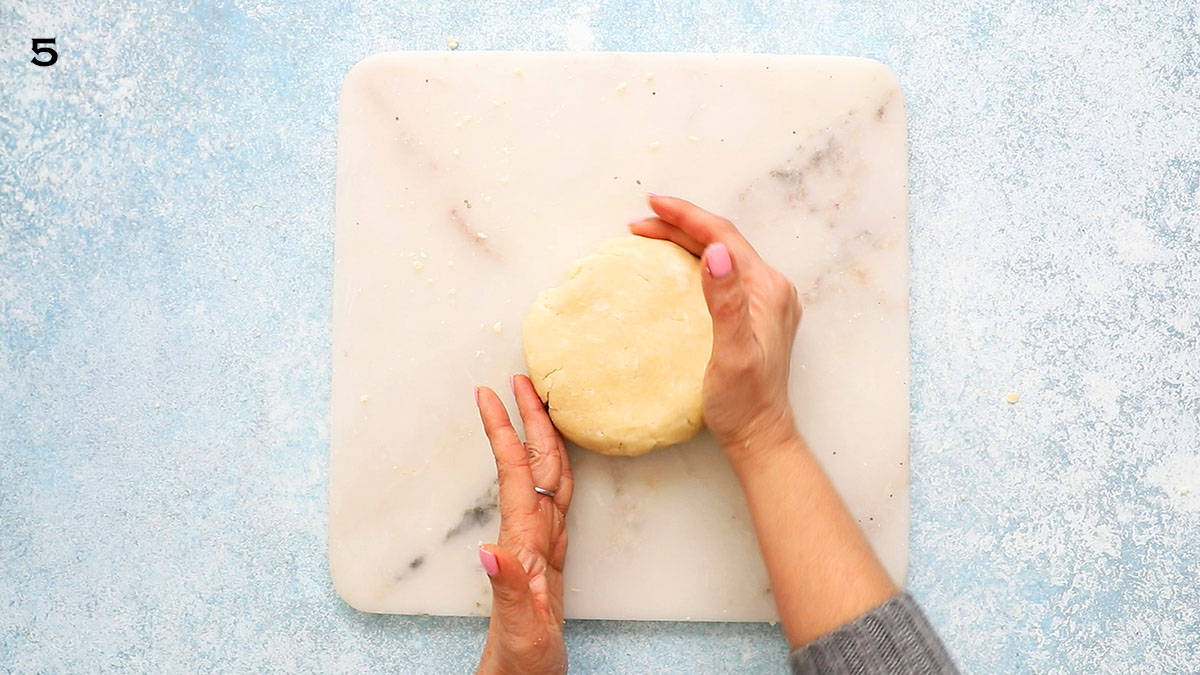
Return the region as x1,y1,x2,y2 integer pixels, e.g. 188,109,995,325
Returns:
2,1,1197,672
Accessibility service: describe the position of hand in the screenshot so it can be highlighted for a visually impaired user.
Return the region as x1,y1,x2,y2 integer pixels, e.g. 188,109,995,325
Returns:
474,374,574,675
630,195,802,467
634,197,897,646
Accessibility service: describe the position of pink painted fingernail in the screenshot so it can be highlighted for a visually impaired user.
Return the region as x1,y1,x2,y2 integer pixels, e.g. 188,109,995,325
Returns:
474,386,481,405
647,191,663,198
509,374,516,395
479,547,499,576
704,243,732,278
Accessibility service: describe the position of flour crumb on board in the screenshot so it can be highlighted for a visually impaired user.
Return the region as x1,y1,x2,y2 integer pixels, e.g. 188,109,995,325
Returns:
1182,487,1192,496
475,232,489,240
644,72,654,81
447,288,457,296
412,260,425,271
687,135,700,142
451,148,461,158
492,322,503,334
513,68,523,77
1005,392,1020,404
359,395,370,404
569,587,581,593
615,81,628,93
446,36,459,50
648,141,662,151
474,350,483,358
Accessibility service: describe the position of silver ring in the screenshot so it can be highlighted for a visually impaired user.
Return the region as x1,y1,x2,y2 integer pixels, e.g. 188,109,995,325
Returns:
533,486,557,498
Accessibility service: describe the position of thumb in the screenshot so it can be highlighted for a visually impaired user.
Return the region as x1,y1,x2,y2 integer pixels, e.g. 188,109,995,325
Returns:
479,545,540,627
700,242,754,355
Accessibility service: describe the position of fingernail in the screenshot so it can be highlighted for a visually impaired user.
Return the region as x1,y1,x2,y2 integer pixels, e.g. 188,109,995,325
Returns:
627,217,644,228
474,386,481,405
704,242,732,278
647,191,663,198
508,374,516,395
478,547,499,576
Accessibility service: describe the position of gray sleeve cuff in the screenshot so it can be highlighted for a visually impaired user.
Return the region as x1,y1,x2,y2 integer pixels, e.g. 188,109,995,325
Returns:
789,592,958,675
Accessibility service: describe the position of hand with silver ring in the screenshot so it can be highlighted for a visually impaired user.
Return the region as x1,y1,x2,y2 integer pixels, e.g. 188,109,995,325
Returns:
474,374,574,675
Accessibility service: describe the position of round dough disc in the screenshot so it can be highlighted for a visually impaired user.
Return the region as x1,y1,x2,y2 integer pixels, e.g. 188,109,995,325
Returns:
522,236,713,456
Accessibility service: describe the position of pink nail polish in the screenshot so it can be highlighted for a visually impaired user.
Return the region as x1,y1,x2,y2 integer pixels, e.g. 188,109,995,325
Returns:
508,374,516,395
474,386,481,405
479,547,499,576
705,242,732,279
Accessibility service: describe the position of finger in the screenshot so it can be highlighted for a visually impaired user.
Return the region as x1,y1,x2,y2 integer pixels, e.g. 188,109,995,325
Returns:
478,544,540,628
700,243,755,357
628,217,705,256
511,374,562,499
476,386,537,516
512,374,573,513
554,446,574,514
647,195,758,260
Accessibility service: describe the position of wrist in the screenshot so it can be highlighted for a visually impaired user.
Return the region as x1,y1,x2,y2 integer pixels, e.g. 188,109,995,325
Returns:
719,407,802,471
478,633,565,675
720,427,806,480
477,642,522,675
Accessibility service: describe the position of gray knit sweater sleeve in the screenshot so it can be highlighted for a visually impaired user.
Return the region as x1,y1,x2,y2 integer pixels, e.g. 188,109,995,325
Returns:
789,593,958,675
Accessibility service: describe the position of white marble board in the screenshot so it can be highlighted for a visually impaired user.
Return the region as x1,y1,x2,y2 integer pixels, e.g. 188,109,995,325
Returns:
330,52,909,621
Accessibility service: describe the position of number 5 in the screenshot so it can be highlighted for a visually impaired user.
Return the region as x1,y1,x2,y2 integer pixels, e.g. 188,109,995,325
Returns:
31,38,57,67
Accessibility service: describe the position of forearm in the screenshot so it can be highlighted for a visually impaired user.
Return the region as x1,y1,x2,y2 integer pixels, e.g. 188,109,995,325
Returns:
731,432,897,648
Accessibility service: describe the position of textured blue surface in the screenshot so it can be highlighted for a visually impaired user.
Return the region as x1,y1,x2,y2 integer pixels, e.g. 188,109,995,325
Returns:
2,1,1198,672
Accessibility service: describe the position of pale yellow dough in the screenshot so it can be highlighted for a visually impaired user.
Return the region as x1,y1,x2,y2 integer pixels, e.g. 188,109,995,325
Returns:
522,236,713,456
